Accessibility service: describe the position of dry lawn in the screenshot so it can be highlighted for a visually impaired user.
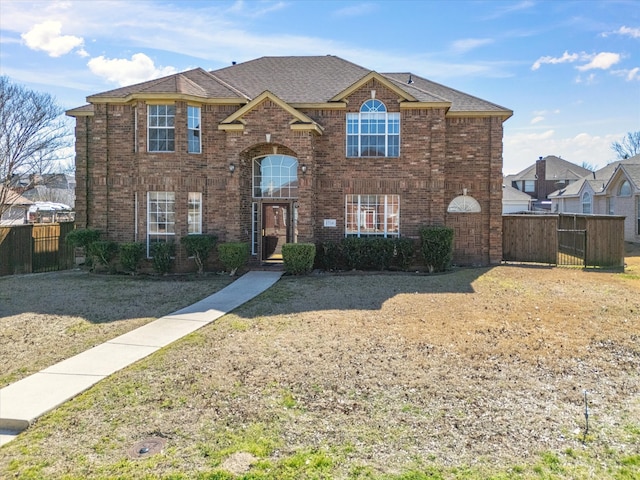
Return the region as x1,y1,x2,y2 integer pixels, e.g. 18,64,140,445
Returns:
0,245,639,479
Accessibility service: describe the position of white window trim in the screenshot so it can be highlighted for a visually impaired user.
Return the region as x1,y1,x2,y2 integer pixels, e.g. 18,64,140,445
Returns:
345,194,400,237
148,105,175,153
188,106,201,154
582,191,592,214
346,100,400,158
188,192,202,234
147,191,175,256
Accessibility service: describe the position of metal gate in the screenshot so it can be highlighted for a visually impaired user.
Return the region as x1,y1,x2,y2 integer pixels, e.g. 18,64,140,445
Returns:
557,229,586,266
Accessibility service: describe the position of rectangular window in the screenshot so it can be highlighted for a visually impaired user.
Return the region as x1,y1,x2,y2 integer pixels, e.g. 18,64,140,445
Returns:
607,196,615,215
188,106,201,153
147,191,175,255
346,112,400,157
345,194,399,237
524,180,535,193
148,105,175,152
188,192,202,234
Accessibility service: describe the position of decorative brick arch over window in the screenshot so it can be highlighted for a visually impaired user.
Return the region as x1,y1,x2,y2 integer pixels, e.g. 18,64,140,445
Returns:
447,195,481,213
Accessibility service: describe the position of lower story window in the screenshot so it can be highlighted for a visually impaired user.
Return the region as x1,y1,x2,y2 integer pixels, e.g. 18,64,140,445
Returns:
345,194,399,237
188,192,202,234
148,191,175,256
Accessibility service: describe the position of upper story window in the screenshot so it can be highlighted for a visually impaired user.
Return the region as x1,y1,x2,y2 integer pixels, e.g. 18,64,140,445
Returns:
619,180,631,196
188,106,201,154
582,191,592,214
347,100,399,157
148,105,175,152
524,180,535,193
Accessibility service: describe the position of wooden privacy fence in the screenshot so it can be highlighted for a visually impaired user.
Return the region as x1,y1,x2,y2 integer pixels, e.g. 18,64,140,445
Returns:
503,214,625,268
0,222,75,276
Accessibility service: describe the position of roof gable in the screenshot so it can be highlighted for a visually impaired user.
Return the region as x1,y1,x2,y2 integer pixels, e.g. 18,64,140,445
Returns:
218,91,323,135
330,71,418,103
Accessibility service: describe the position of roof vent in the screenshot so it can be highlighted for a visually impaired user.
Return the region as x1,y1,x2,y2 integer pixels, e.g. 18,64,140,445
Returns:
407,74,414,84
232,61,236,65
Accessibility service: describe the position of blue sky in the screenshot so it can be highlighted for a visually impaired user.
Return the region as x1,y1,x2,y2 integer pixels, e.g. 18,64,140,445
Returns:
0,0,638,174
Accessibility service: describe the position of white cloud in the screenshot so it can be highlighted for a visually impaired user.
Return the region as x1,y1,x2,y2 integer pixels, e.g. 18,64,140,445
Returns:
21,20,83,57
530,116,545,125
451,38,494,54
576,52,620,71
611,67,640,81
87,53,177,86
503,130,620,174
602,26,640,39
332,3,378,17
531,51,579,70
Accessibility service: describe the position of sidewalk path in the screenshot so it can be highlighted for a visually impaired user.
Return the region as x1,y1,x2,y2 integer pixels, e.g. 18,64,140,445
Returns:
0,271,283,446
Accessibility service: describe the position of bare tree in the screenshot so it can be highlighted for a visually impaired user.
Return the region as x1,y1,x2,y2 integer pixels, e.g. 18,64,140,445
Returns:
0,76,72,217
611,131,640,160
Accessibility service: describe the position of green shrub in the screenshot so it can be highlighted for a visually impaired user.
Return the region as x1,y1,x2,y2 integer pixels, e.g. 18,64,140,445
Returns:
342,237,395,270
218,242,249,276
419,226,454,273
181,234,218,274
65,228,101,249
150,241,175,274
315,241,343,271
282,243,316,275
119,242,145,274
89,240,118,268
393,237,416,271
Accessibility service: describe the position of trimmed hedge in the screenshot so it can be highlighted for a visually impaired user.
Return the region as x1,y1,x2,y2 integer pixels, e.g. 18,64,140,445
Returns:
182,234,218,274
282,243,316,275
419,226,454,273
316,237,416,272
218,242,249,276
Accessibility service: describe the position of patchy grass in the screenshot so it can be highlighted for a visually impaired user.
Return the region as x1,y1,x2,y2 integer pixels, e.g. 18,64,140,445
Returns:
0,245,639,479
0,271,233,387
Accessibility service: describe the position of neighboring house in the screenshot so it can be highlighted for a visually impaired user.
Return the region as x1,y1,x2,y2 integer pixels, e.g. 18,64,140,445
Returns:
0,186,34,225
502,184,532,214
549,155,640,242
67,55,512,268
505,155,592,210
17,174,76,209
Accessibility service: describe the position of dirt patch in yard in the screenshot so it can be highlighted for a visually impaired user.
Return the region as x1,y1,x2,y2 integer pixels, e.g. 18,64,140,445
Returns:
0,244,638,478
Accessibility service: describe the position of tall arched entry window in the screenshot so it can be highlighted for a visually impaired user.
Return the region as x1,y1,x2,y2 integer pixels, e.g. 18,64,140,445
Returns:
252,154,299,262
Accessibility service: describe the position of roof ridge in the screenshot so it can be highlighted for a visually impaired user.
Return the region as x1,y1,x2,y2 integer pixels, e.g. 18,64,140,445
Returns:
204,70,251,100
381,73,450,103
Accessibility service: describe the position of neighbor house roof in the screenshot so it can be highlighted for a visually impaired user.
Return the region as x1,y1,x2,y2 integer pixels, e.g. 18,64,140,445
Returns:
0,186,34,206
510,155,592,182
549,154,640,198
72,56,512,118
502,183,533,202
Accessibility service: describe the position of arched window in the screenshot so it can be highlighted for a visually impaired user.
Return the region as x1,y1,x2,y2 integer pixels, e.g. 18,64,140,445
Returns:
253,155,298,198
447,195,481,213
582,191,592,214
346,99,400,157
619,180,631,196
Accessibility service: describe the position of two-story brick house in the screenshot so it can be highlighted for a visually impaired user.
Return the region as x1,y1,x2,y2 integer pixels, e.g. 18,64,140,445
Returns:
67,56,512,269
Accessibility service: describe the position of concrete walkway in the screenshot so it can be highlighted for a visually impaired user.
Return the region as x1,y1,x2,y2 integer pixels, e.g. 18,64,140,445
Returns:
0,270,283,446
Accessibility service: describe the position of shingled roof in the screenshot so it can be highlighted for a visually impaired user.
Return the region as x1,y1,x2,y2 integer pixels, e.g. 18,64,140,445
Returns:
74,56,512,118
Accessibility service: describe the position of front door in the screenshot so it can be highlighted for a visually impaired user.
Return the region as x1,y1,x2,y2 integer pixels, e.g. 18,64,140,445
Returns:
262,203,290,262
